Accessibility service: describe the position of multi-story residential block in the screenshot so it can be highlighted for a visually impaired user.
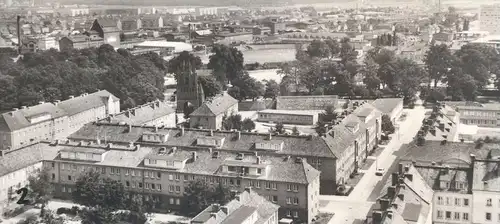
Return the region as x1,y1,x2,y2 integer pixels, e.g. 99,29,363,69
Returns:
34,140,321,223
365,163,433,224
89,19,121,48
371,98,404,124
0,144,60,216
189,93,238,130
480,4,500,35
0,90,119,150
471,156,500,224
97,100,176,127
69,102,379,196
191,187,280,224
444,101,500,128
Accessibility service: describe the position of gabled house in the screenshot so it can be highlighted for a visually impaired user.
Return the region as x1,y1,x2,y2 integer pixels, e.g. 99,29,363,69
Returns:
189,93,238,130
89,18,121,48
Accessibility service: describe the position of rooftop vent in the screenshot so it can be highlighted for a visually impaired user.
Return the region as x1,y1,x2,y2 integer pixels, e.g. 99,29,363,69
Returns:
158,147,167,155
212,151,219,158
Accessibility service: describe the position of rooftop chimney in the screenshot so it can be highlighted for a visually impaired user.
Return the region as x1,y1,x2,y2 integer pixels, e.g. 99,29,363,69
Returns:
128,124,132,132
405,173,413,182
256,156,261,164
129,142,134,148
373,211,383,224
13,108,18,111
155,126,159,132
96,138,101,145
398,163,403,174
391,173,398,186
213,204,220,212
236,131,241,140
192,151,197,161
21,106,27,109
209,129,214,136
0,150,4,157
387,186,396,199
69,95,74,99
380,198,390,210
181,127,185,136
235,195,240,201
404,165,410,173
220,206,228,214
39,101,45,104
208,148,213,154
387,211,393,220
268,133,272,140
135,144,141,150
398,193,405,201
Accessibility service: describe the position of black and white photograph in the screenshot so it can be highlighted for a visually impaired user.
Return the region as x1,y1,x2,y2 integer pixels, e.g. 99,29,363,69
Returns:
0,0,500,223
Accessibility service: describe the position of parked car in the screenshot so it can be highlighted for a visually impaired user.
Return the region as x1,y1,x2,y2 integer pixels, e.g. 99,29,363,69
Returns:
375,168,385,176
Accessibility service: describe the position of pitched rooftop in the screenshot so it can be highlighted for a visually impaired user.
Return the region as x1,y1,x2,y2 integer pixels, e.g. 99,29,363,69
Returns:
56,90,119,116
371,98,403,115
190,93,238,117
276,95,339,110
191,187,280,224
98,99,175,125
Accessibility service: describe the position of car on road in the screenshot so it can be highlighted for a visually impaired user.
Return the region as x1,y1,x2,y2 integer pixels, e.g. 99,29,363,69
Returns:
375,168,385,176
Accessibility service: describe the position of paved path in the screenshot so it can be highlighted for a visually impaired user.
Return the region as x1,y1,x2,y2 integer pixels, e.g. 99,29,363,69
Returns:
319,107,426,224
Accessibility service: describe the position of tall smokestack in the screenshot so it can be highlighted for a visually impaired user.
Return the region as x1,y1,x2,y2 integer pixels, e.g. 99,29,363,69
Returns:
17,15,21,54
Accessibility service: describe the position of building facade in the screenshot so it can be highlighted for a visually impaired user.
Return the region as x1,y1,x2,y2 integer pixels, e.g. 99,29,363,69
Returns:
189,93,239,130
444,102,500,128
90,19,121,48
480,4,500,35
257,110,319,125
39,140,321,223
0,90,119,151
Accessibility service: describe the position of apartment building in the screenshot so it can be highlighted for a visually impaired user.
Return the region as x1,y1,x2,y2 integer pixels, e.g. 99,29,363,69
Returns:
97,100,176,127
480,4,500,35
37,140,320,223
472,156,500,224
0,144,60,216
191,187,280,224
0,90,120,151
444,102,500,128
365,163,433,224
189,93,238,130
257,110,320,125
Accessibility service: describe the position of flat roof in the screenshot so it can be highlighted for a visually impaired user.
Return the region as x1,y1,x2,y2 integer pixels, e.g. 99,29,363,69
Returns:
258,109,322,116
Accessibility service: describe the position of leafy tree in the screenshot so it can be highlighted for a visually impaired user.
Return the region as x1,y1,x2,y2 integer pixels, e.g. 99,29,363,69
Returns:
207,44,245,86
275,122,285,134
27,168,54,217
222,113,243,131
198,75,222,99
242,118,256,132
180,180,231,216
361,57,381,96
306,39,331,58
230,72,265,101
424,44,454,88
381,115,395,134
325,39,340,57
292,126,300,135
392,58,428,105
167,51,203,82
263,79,280,99
446,68,479,101
72,170,126,211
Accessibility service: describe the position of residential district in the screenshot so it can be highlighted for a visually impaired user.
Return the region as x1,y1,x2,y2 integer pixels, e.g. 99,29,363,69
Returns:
1,0,500,224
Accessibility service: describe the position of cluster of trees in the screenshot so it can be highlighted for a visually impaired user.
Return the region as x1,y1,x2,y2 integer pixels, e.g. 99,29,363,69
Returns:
375,32,397,46
0,45,167,112
423,43,500,102
221,113,256,132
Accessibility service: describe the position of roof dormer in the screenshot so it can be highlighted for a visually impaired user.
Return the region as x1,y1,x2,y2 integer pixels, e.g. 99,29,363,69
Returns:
197,136,225,148
60,147,107,162
254,140,284,152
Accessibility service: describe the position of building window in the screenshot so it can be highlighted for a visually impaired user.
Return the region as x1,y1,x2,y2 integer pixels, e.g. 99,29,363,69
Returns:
51,173,55,180
183,175,188,181
293,197,299,205
463,213,469,221
256,168,262,175
455,198,461,206
487,198,492,207
287,184,292,191
464,198,469,206
286,197,291,204
486,212,491,221
169,174,173,180
272,195,278,203
446,197,451,205
138,183,143,188
125,169,129,176
125,181,130,187
175,186,181,192
454,212,460,220
293,211,298,218
437,196,443,205
176,199,180,205
169,198,174,204
446,211,451,219
158,184,161,191
437,210,443,219
255,181,260,188
169,186,174,192
151,184,155,190
286,210,291,217
68,175,72,181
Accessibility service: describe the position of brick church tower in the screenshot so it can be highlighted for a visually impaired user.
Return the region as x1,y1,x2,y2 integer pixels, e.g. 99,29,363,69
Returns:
176,62,205,112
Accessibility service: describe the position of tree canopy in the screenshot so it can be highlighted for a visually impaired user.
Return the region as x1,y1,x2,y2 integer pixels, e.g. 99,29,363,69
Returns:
0,45,167,112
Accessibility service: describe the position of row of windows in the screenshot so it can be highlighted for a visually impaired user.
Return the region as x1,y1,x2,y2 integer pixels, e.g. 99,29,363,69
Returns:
436,197,469,206
462,119,498,126
436,211,469,221
485,212,500,222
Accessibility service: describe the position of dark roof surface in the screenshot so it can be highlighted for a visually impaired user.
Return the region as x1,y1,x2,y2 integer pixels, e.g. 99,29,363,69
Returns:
190,93,238,116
